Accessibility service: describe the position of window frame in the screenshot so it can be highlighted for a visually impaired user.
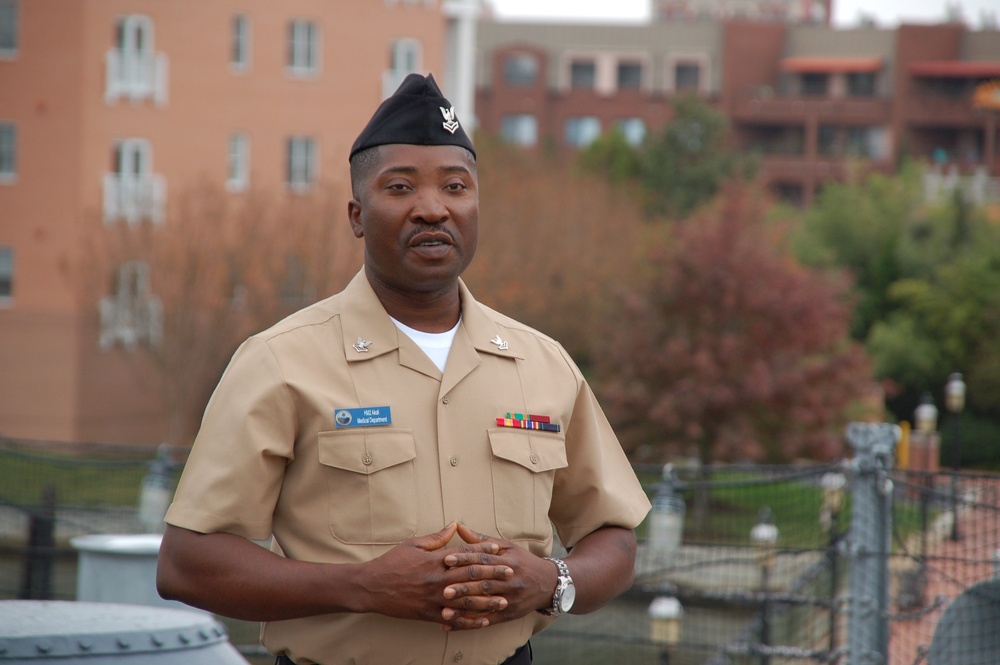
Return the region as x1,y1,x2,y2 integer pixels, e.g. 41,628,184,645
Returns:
231,14,251,72
500,114,538,147
616,61,643,90
569,60,597,90
0,245,13,304
227,132,250,192
287,19,320,77
504,53,539,86
564,116,601,148
0,122,16,182
0,0,18,58
286,135,317,191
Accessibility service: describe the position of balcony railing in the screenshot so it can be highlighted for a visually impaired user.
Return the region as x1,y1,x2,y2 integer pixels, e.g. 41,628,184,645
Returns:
104,50,168,105
102,173,166,225
731,87,891,123
98,294,163,349
925,165,1000,204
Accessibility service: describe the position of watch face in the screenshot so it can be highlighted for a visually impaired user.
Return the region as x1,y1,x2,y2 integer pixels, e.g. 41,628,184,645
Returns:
560,579,576,612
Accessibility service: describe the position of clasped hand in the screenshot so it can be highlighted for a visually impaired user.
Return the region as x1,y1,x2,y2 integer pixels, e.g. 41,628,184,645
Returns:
364,522,551,631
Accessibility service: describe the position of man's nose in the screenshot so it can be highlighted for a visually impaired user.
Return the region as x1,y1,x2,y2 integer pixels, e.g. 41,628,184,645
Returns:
410,190,448,223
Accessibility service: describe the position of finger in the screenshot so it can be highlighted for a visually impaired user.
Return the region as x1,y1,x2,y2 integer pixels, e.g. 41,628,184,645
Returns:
456,522,494,545
441,592,507,615
440,614,490,631
444,583,509,607
414,522,459,552
445,564,514,585
443,547,502,568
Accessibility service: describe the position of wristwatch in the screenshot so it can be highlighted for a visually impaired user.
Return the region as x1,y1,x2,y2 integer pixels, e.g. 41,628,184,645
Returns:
538,557,576,616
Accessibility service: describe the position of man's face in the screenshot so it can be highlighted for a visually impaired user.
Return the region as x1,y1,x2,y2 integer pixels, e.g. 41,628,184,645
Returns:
349,144,479,297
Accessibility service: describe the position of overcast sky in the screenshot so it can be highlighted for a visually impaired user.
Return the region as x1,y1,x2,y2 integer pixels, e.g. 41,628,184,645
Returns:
487,0,1000,28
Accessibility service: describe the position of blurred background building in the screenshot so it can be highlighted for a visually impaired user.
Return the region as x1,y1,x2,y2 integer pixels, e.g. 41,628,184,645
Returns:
1,0,998,445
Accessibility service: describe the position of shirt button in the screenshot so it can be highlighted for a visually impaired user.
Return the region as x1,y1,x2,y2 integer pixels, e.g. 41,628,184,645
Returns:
363,454,373,466
530,454,539,464
450,456,460,467
453,652,464,662
442,395,451,404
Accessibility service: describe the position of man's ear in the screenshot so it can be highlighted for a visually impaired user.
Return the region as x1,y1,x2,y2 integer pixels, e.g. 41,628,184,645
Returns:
347,199,364,238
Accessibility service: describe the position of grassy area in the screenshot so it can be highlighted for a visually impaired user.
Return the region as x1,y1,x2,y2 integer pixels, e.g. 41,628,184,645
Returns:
0,445,166,508
2,445,936,555
637,467,936,552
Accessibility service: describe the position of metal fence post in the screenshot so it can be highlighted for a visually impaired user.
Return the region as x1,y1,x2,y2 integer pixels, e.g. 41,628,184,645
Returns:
18,484,56,600
846,422,900,665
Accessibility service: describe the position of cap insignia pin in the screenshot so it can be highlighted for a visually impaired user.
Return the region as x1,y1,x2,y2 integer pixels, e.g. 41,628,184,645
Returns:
440,106,460,134
353,337,373,353
490,335,509,351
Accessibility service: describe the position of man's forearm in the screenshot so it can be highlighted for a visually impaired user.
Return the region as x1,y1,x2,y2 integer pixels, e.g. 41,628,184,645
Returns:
561,526,638,614
157,525,365,621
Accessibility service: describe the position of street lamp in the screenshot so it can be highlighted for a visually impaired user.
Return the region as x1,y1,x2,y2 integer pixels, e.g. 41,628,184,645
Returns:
649,464,686,564
751,506,779,665
945,373,966,541
914,392,938,434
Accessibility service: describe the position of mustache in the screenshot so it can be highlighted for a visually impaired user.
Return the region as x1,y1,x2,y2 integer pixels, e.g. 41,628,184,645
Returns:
404,226,456,245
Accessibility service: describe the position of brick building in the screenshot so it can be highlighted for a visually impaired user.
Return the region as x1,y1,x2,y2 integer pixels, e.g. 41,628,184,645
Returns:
474,17,1000,206
0,0,475,444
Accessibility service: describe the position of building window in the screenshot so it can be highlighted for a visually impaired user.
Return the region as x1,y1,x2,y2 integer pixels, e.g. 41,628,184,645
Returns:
287,19,319,76
570,60,596,89
104,138,165,224
801,73,828,96
0,246,12,301
500,114,538,147
383,38,422,98
231,14,250,71
0,122,15,181
286,136,316,190
615,117,647,146
847,72,876,97
565,116,601,147
99,261,163,349
105,14,167,104
0,0,18,58
227,133,249,192
675,63,701,92
504,53,538,86
617,62,643,90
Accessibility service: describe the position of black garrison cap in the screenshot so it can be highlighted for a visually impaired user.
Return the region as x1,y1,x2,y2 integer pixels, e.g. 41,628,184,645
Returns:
349,73,476,161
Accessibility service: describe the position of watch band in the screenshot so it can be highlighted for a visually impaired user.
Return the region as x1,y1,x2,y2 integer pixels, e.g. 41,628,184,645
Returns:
539,557,573,616
544,556,570,578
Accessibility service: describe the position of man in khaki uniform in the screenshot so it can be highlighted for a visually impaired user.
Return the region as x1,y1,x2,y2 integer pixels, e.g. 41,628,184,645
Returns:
157,74,651,665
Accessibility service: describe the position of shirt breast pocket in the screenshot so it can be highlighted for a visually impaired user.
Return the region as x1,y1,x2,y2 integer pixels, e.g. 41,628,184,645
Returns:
317,429,417,545
488,428,568,541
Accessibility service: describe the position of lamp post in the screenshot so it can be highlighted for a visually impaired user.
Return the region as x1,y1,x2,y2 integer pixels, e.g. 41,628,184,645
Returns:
914,392,938,435
649,464,686,565
945,373,966,541
751,506,779,665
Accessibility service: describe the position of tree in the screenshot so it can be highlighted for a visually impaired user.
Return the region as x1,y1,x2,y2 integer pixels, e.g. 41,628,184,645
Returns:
792,163,1000,444
580,95,752,219
464,138,647,367
595,184,873,465
91,180,361,444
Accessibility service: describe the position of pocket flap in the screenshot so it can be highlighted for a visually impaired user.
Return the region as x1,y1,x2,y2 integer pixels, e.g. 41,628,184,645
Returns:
488,428,567,473
318,429,416,475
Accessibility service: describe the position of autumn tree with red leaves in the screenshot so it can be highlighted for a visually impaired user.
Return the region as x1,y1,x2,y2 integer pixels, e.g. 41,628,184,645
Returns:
595,184,874,465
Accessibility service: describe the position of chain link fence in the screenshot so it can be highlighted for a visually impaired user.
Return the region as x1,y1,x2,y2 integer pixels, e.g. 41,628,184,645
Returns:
2,430,998,665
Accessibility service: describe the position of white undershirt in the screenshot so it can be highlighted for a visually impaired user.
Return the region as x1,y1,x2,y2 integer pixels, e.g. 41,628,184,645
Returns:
389,316,460,372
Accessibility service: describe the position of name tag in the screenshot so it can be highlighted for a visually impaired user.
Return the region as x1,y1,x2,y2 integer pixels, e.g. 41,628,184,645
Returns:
334,406,392,428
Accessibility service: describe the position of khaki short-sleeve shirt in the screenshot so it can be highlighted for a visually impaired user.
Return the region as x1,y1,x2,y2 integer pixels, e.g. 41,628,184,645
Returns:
166,270,651,665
